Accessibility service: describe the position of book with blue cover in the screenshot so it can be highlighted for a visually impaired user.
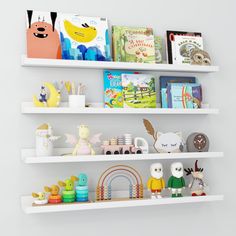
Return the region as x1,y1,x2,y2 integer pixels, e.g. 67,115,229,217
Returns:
104,70,134,108
159,76,196,108
167,83,202,109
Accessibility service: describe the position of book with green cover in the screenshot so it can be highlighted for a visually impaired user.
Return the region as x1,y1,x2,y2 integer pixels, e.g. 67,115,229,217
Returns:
112,26,155,63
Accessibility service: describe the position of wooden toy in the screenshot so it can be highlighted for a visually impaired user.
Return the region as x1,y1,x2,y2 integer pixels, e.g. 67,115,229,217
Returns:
185,160,207,196
143,119,184,153
33,82,61,107
101,135,148,155
190,49,211,66
32,192,48,205
76,173,89,202
186,133,209,152
58,176,78,203
147,163,165,199
65,125,102,155
168,162,185,197
44,185,62,204
35,123,60,157
96,165,143,201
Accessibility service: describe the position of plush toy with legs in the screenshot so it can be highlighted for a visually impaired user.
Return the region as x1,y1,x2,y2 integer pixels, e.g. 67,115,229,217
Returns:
168,162,185,197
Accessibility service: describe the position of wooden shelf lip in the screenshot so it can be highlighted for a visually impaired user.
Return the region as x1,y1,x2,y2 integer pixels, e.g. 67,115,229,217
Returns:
21,149,224,164
21,55,219,73
21,103,219,115
21,195,224,214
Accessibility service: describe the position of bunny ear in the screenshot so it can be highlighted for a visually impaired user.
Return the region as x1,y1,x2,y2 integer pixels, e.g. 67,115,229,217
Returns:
65,134,77,145
90,133,102,144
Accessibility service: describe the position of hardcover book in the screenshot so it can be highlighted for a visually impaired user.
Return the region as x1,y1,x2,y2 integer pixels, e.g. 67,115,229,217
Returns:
26,10,61,59
121,74,156,108
167,83,202,109
159,76,196,108
112,26,155,63
60,14,111,61
104,70,134,108
166,31,202,64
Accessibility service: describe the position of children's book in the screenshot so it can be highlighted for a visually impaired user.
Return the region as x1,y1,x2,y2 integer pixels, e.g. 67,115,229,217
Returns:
159,76,196,108
174,35,203,65
26,10,61,59
166,31,202,64
155,36,162,63
60,14,111,61
112,26,155,63
121,74,156,108
104,71,134,108
167,83,202,109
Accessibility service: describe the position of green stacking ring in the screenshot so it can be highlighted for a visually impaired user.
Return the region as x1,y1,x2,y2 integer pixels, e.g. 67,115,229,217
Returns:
62,195,75,199
62,190,75,195
63,198,75,203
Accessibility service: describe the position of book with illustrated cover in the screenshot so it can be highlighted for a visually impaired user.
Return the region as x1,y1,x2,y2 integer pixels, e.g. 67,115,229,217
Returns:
112,26,155,63
104,70,134,108
121,74,156,108
159,76,196,108
26,10,61,59
167,83,202,109
60,14,111,61
155,36,162,63
174,35,203,65
166,31,202,64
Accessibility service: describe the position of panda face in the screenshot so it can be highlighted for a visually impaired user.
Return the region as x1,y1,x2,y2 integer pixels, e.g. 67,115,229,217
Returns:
150,163,163,179
171,162,183,178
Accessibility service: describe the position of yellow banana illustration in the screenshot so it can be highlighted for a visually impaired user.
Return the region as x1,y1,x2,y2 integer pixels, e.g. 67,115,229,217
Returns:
64,20,97,43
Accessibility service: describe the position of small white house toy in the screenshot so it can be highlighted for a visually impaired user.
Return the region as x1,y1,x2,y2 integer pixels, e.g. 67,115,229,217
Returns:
65,125,102,155
147,163,165,199
184,160,207,196
168,162,186,197
35,123,60,157
32,192,48,205
143,119,184,153
101,135,149,155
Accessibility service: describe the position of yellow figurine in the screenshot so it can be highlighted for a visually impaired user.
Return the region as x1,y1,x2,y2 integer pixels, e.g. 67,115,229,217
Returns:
64,20,97,43
32,192,48,205
33,82,61,107
147,163,165,199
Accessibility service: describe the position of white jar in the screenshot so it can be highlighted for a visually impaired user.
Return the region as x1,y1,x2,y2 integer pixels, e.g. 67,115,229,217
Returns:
69,95,85,108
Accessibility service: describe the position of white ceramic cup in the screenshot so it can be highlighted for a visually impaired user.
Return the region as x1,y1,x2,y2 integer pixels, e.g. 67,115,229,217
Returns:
69,95,85,108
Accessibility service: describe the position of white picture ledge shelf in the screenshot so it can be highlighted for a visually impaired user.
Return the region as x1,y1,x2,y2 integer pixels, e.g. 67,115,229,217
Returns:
21,55,219,73
21,103,219,115
21,195,224,214
21,149,224,164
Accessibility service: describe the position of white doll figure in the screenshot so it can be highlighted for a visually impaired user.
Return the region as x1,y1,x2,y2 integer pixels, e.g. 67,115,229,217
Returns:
168,162,186,197
147,163,165,199
35,123,60,157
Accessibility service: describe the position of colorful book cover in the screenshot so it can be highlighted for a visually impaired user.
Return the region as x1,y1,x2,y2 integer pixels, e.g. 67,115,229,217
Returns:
104,71,134,108
159,76,196,108
112,26,155,63
166,31,202,64
167,83,202,109
155,36,162,63
26,10,61,59
121,74,156,108
174,35,203,65
60,14,111,61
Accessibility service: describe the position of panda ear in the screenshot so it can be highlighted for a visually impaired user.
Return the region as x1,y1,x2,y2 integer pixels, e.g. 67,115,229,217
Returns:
175,132,182,137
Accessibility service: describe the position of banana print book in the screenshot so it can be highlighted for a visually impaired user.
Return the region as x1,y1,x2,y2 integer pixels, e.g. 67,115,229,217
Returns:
59,14,111,61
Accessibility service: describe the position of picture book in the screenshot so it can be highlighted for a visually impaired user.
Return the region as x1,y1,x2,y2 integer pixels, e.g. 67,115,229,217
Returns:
167,83,202,109
174,35,203,65
112,26,155,63
121,74,156,108
60,14,111,61
26,10,61,59
104,71,134,108
155,36,162,63
166,31,202,64
159,76,196,108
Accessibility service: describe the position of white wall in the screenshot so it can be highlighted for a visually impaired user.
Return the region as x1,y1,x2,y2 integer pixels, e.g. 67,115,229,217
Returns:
0,0,235,235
